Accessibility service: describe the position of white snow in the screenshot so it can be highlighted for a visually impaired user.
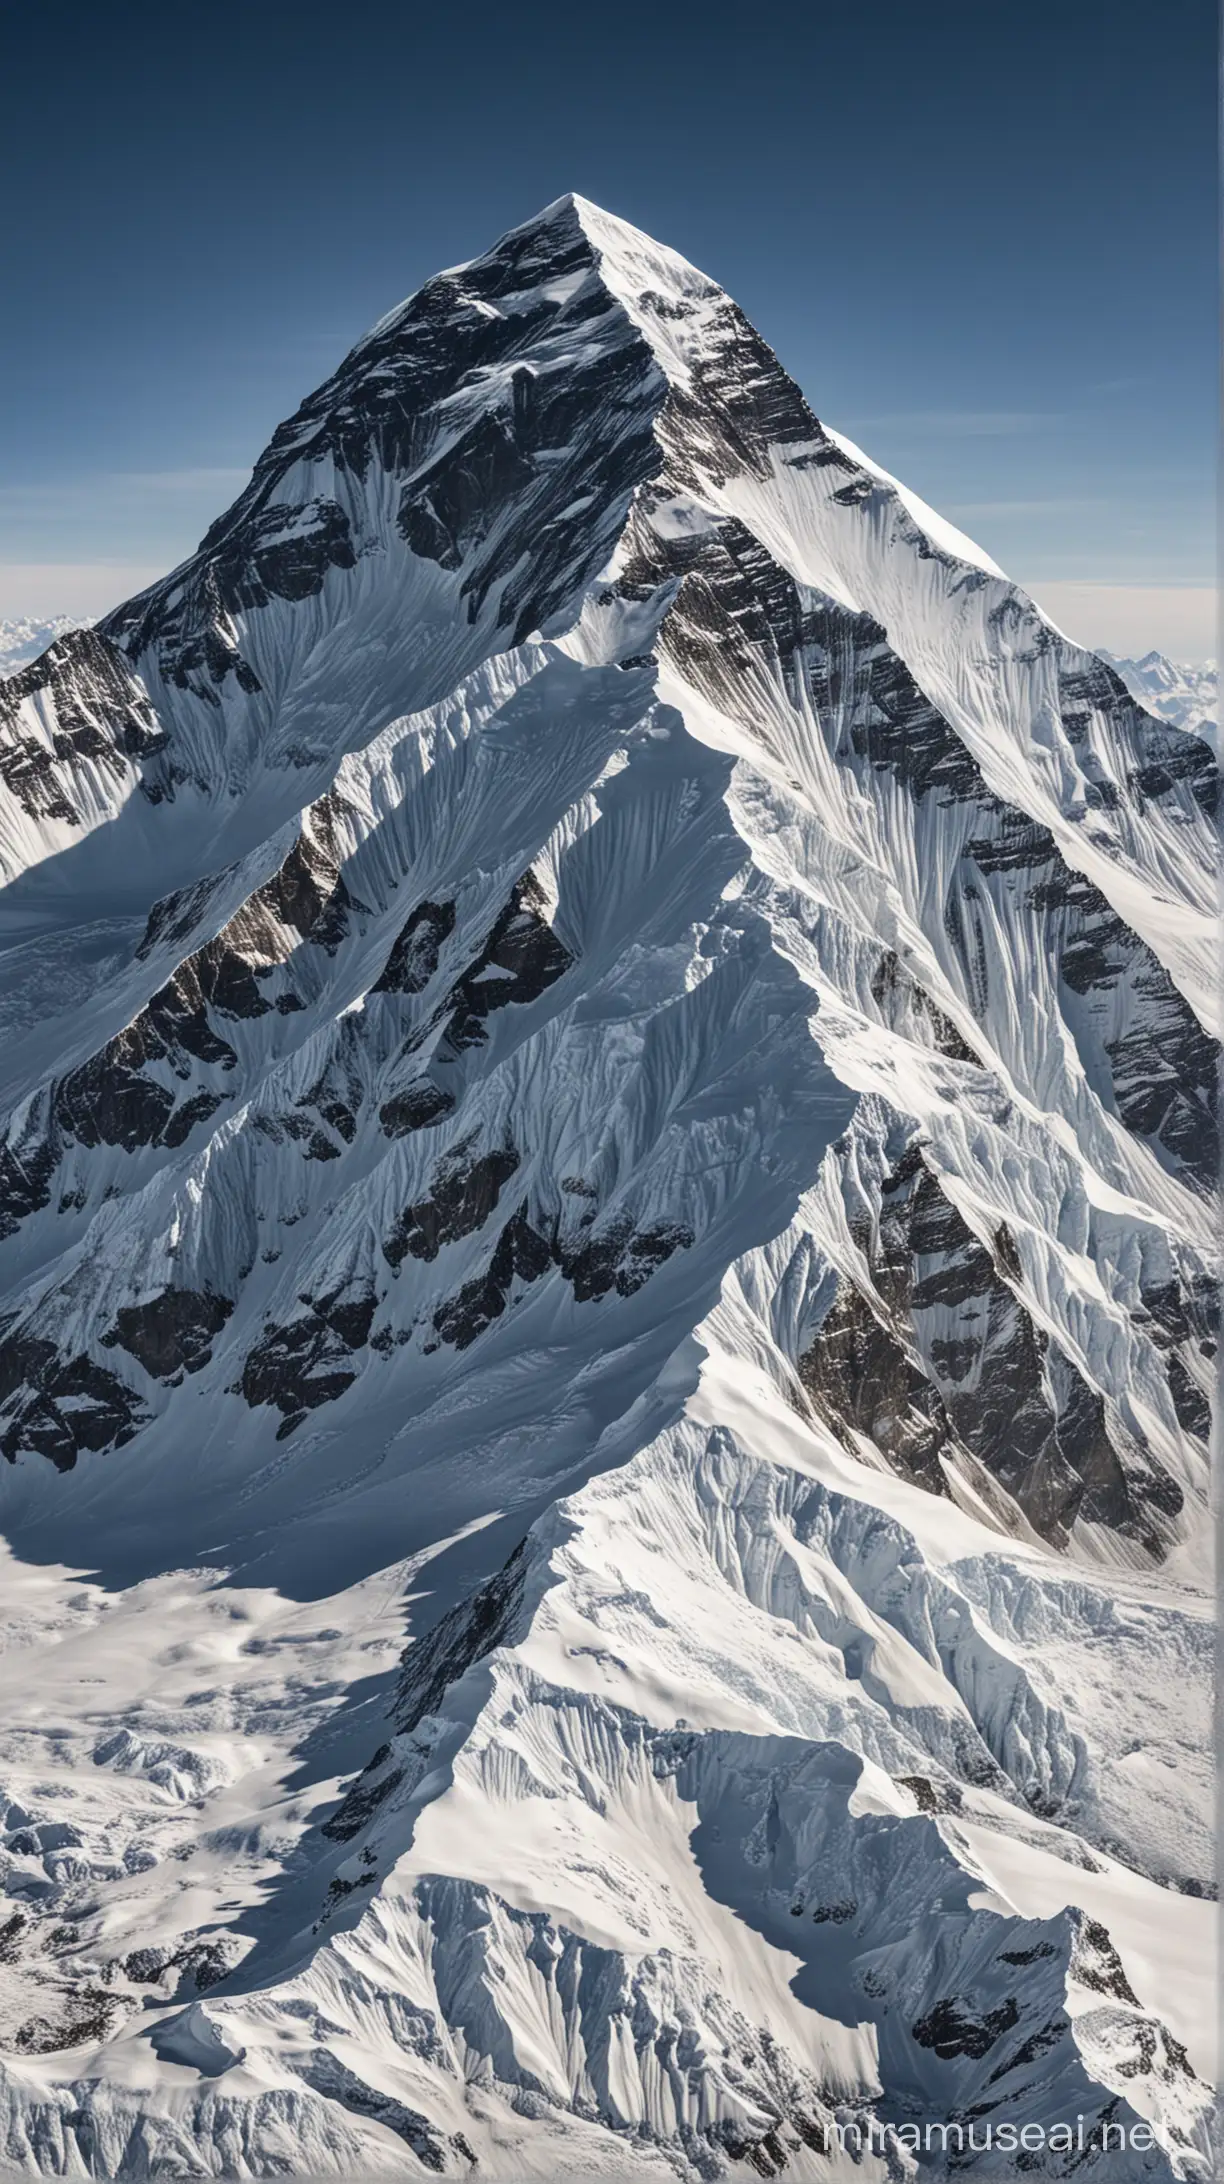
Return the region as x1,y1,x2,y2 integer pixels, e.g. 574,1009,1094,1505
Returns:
0,195,1214,2180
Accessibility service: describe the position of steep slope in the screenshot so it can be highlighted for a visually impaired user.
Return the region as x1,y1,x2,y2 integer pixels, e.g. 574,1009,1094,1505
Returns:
0,197,1215,2180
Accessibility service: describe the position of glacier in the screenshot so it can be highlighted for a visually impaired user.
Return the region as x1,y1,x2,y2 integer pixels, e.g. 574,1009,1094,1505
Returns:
0,194,1216,2179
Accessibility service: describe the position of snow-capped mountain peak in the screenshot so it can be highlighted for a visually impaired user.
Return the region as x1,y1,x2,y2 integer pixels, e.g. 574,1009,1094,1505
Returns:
0,198,1215,2179
1098,648,1217,750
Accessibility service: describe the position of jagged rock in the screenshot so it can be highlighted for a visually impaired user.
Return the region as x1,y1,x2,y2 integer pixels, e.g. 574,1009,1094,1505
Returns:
382,1137,521,1270
102,1289,233,1381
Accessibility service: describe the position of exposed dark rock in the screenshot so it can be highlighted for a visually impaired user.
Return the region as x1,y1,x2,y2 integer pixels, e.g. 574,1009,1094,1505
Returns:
798,1140,1181,1554
1049,1351,1183,1533
394,1541,530,1737
256,793,367,953
383,1136,521,1270
1071,1916,1140,2007
322,1546,531,1842
372,898,456,994
161,1090,226,1149
1060,655,1217,820
439,873,574,1056
136,869,235,961
399,412,535,572
1136,1267,1217,1440
102,1289,233,1381
378,1083,455,1137
432,1203,553,1349
30,809,370,1184
653,289,833,497
310,1286,379,1351
400,337,661,644
242,1160,694,1428
307,1096,358,1144
897,1776,962,1816
428,1191,695,1348
0,1911,26,1962
174,1939,238,1996
1016,850,1217,1188
912,1996,1021,2061
0,1124,60,1241
997,1943,1057,1967
238,1283,377,1427
869,950,983,1066
123,1948,170,1986
1104,991,1217,1186
118,1937,240,1998
0,1332,146,1470
321,1745,404,1843
232,497,356,607
986,2014,1067,2082
252,1110,342,1162
1165,1352,1211,1439
106,207,661,686
558,1213,693,1303
49,961,253,1157
102,504,350,699
992,1223,1022,1284
0,629,171,823
798,1276,955,1498
54,1041,195,1155
907,1161,1179,1551
14,1987,124,2054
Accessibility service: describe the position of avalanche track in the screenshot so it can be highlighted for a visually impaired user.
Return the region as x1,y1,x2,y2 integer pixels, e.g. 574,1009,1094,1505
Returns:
0,195,1216,2180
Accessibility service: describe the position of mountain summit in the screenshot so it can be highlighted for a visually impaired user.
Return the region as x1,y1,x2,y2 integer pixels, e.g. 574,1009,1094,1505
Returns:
0,198,1215,2177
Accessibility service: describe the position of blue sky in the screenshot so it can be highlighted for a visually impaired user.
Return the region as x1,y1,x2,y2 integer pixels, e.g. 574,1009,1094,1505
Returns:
1,0,1213,655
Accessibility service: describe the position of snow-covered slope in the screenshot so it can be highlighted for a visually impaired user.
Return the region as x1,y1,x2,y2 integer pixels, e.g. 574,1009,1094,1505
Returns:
0,619,87,681
1099,652,1217,752
0,196,1215,2180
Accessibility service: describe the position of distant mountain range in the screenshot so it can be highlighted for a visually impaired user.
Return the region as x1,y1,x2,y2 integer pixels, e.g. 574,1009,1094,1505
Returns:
1099,649,1217,749
0,197,1215,2180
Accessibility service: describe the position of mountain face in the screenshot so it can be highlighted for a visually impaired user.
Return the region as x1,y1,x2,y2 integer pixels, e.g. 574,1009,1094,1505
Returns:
1098,652,1217,752
0,196,1216,2180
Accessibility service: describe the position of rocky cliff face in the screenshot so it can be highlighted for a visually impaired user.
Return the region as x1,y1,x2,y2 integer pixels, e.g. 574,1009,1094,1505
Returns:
0,196,1215,2179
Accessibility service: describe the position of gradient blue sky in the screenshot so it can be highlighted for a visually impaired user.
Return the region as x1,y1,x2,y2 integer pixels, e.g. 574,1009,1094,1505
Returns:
1,0,1214,655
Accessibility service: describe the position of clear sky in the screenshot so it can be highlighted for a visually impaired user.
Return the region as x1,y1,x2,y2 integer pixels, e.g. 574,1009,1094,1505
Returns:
1,0,1214,656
